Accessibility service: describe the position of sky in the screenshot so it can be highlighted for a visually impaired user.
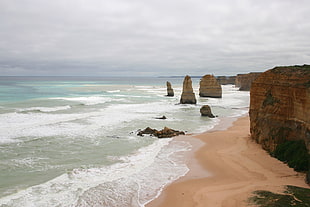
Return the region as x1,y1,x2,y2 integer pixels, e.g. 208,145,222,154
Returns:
0,0,309,77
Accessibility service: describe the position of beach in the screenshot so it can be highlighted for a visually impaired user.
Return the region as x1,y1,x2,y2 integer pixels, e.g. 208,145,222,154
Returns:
147,116,309,207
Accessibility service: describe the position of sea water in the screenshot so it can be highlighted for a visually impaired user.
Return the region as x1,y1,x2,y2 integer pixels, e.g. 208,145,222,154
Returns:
0,76,249,207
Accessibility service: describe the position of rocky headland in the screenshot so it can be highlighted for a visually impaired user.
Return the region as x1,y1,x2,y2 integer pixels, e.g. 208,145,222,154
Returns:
236,72,261,91
180,75,197,104
199,74,222,98
249,65,310,182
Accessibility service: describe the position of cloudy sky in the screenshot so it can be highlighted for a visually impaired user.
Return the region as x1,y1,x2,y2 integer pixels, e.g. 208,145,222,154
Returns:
0,0,309,76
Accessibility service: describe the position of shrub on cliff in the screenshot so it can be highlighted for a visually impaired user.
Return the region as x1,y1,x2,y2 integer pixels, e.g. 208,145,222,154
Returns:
273,140,309,172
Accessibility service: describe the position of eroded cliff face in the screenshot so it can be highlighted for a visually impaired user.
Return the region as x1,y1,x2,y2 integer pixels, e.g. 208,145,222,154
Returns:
236,72,262,91
216,76,236,85
249,65,310,153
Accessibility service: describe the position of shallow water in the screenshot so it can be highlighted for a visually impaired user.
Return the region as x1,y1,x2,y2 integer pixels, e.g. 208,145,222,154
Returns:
0,76,249,206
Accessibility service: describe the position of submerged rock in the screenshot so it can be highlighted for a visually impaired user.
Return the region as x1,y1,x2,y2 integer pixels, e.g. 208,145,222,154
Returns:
180,75,196,104
166,81,174,97
200,105,215,118
137,127,185,138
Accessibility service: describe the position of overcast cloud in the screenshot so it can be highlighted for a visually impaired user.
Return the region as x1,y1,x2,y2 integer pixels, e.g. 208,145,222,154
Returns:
0,0,309,76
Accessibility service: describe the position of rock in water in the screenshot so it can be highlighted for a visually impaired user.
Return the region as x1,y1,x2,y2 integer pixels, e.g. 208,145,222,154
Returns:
180,75,196,104
166,81,174,97
137,127,185,138
199,74,222,98
200,105,215,118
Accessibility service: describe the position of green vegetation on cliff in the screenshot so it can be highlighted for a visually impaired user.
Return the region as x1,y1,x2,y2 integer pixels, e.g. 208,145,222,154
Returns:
272,64,310,77
273,140,309,172
249,185,310,207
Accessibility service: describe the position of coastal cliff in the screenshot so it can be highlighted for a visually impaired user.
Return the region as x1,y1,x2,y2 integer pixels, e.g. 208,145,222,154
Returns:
216,76,236,85
249,65,310,181
236,72,261,91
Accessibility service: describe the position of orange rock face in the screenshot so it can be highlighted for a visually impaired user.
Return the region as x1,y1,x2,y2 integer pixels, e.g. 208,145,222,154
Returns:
249,65,310,152
180,75,196,104
199,74,222,98
235,72,261,91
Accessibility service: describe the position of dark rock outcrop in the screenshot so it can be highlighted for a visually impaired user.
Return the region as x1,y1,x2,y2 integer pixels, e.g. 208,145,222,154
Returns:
199,75,222,98
235,72,262,91
200,105,215,118
216,76,236,85
180,75,196,104
137,127,185,138
155,115,167,120
166,81,174,97
249,65,310,181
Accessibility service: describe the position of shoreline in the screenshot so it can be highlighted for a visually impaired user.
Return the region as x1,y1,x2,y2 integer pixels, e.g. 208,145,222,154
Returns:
146,115,309,207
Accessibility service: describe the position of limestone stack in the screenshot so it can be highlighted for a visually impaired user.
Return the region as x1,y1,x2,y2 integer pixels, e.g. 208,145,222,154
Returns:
180,75,196,104
166,81,174,97
199,75,222,98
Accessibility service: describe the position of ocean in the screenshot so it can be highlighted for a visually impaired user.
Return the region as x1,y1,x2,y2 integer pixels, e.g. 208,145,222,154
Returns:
0,76,249,207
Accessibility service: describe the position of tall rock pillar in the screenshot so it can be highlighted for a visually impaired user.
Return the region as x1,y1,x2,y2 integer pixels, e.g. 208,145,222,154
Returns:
180,75,196,104
166,81,174,97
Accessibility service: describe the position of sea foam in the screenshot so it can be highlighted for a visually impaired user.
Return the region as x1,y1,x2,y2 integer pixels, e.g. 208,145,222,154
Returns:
0,139,191,207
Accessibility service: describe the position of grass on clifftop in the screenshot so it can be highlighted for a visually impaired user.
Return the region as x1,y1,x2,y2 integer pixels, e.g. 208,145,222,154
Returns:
272,64,310,76
248,185,310,207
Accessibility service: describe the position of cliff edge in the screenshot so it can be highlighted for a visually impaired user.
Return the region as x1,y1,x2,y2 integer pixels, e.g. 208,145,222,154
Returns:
249,65,310,181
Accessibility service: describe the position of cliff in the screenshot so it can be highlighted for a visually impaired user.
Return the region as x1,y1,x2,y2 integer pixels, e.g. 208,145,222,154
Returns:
199,74,222,98
235,72,262,91
249,65,310,180
216,76,236,85
180,75,197,104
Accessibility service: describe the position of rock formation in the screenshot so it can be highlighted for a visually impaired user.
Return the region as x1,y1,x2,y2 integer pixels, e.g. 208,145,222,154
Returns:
199,74,222,98
180,75,196,104
249,65,310,181
200,105,215,118
235,72,261,91
250,65,310,151
216,76,236,85
166,81,174,97
137,127,185,138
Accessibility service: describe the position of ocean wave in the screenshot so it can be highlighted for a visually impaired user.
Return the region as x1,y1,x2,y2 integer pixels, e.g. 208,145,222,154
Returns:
0,139,191,207
17,105,72,113
50,96,113,105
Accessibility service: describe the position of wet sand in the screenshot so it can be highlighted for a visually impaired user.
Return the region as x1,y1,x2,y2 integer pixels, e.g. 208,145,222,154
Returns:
147,116,309,207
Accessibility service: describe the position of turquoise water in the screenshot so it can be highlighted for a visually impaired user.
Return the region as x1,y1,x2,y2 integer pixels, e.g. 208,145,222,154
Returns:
0,76,249,207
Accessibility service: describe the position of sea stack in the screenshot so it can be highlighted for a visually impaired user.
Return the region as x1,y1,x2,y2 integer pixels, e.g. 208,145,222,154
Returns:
199,74,222,98
180,75,196,104
166,81,174,97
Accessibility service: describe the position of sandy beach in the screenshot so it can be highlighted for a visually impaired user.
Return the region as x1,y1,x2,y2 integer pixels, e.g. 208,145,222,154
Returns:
147,116,309,207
